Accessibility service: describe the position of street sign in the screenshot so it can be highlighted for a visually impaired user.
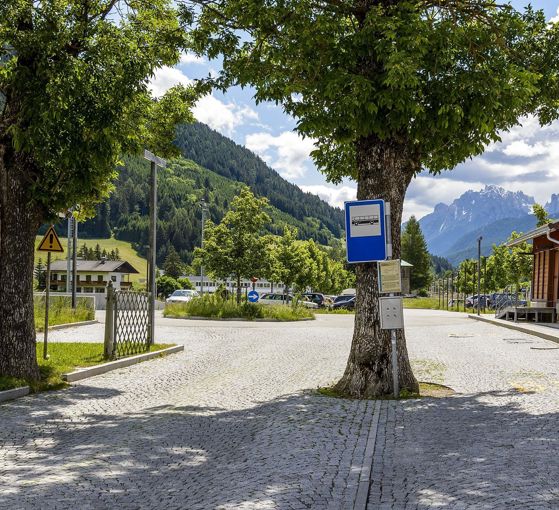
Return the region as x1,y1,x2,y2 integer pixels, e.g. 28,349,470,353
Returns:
248,290,259,303
345,199,387,263
37,225,64,253
378,259,402,294
143,149,167,168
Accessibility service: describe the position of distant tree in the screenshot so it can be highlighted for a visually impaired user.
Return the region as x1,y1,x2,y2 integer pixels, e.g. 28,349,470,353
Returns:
34,259,46,291
114,248,121,261
273,226,308,296
177,277,194,290
156,276,182,299
163,246,185,279
194,187,271,303
401,217,432,291
430,255,453,277
94,244,102,260
533,203,550,227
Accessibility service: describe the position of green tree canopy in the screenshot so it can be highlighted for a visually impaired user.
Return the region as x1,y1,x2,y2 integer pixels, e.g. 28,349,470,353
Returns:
533,203,551,227
401,216,432,291
194,187,271,303
163,246,185,279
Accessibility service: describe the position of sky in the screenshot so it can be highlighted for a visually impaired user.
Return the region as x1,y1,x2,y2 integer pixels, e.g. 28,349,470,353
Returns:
150,1,559,221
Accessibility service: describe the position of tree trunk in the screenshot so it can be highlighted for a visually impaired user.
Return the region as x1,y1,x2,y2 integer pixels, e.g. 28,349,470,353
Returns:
334,135,419,398
236,274,241,304
0,143,41,380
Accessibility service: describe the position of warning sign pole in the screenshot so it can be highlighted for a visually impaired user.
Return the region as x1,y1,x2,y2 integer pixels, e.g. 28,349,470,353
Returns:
37,224,64,360
43,251,51,360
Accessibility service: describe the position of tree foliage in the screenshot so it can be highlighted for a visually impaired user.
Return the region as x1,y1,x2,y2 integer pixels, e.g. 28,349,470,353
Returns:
533,203,551,227
163,246,185,279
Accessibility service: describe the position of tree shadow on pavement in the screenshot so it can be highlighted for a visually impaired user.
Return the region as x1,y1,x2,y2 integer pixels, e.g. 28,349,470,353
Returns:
370,390,559,509
0,385,373,510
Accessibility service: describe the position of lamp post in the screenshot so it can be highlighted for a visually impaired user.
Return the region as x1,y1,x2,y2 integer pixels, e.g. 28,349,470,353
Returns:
477,236,483,316
199,199,209,295
143,149,166,346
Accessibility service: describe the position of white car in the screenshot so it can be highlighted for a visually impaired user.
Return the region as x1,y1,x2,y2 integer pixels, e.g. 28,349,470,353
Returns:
258,293,319,309
166,289,199,304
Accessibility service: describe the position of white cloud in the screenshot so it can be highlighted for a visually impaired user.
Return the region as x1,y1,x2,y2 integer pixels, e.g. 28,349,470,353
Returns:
245,131,316,180
300,184,356,209
180,52,206,65
502,140,548,158
193,95,259,136
149,67,192,98
550,6,559,24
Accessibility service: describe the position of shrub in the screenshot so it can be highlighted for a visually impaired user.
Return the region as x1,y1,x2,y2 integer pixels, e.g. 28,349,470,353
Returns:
156,275,181,299
164,294,313,321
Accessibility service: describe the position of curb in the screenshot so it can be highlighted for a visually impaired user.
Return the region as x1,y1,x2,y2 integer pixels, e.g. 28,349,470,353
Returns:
468,314,559,344
163,316,315,322
0,386,30,403
62,345,184,382
354,400,381,510
49,320,98,331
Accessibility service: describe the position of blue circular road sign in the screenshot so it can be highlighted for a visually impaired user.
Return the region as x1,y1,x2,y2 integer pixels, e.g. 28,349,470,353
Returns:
248,290,259,303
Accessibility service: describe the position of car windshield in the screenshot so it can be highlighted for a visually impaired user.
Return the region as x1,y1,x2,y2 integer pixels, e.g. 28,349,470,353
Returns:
335,295,353,303
171,290,194,297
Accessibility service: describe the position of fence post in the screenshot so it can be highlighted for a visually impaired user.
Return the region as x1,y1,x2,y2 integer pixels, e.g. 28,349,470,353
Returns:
104,281,115,359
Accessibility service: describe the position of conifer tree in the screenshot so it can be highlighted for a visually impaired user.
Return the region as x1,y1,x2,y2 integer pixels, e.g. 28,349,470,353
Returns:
401,216,432,292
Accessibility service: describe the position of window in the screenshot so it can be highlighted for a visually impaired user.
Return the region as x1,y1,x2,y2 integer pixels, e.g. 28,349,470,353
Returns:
84,287,93,293
111,275,117,282
98,275,103,282
95,288,105,294
61,274,66,281
86,275,91,282
77,287,82,293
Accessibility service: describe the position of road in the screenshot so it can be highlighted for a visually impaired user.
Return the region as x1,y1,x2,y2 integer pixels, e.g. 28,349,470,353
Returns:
2,310,559,509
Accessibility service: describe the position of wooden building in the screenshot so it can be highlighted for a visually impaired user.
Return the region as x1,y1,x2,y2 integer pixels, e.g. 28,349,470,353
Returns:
508,222,559,313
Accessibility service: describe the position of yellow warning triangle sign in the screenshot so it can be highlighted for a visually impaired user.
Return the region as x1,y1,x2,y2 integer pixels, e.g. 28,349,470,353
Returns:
37,225,64,253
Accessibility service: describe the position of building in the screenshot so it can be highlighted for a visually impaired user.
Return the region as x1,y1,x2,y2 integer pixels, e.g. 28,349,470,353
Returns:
506,222,559,322
48,259,139,308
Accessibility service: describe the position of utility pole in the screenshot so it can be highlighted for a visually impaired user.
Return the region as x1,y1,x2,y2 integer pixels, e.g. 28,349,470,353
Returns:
199,199,209,295
143,150,166,346
477,238,482,316
72,216,78,309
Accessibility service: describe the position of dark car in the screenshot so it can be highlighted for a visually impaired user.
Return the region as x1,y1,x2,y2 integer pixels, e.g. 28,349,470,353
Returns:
331,296,355,310
333,295,354,304
303,293,327,307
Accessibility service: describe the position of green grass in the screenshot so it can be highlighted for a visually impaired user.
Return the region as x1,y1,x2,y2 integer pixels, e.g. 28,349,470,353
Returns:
314,308,354,314
404,297,469,312
34,295,95,331
164,295,314,321
34,236,147,282
0,342,173,393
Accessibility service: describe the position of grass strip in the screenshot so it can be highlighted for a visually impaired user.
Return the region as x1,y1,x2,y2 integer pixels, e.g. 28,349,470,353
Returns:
0,343,173,393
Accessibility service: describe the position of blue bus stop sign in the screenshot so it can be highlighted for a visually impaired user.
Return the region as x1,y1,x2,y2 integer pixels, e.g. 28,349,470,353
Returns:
345,199,387,263
248,290,259,303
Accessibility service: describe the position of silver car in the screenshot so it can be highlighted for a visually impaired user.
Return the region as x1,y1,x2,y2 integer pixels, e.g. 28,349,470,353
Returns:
258,293,319,309
166,289,199,304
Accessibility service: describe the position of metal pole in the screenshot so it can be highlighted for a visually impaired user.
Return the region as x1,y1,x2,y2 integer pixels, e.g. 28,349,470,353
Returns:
451,273,455,311
477,237,482,315
148,161,157,345
67,215,71,292
43,252,51,360
200,201,208,295
72,218,78,309
391,329,399,398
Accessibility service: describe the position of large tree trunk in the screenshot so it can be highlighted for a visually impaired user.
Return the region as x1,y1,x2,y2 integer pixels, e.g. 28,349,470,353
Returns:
0,143,41,381
334,136,419,398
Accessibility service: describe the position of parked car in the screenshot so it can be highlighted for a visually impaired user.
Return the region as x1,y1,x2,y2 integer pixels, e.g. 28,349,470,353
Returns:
331,296,355,310
166,289,199,304
259,293,319,309
333,294,355,304
303,293,327,308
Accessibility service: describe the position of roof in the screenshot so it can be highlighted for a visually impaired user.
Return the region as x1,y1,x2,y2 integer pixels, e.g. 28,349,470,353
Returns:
400,260,413,267
506,222,559,247
49,259,140,274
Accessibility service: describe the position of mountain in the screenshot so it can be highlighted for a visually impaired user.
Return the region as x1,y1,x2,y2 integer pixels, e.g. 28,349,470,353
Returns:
71,123,344,264
418,185,538,265
546,194,559,217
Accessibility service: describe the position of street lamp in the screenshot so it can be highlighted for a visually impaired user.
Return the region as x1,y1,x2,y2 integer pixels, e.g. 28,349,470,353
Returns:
477,236,483,316
199,199,209,294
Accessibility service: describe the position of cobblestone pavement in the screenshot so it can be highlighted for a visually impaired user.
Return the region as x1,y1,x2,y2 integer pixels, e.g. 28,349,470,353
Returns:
4,315,374,509
6,311,559,509
368,310,559,509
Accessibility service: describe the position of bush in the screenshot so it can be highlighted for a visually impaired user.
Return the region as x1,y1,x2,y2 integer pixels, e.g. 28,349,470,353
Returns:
164,294,314,321
34,295,95,330
177,277,194,290
156,275,181,299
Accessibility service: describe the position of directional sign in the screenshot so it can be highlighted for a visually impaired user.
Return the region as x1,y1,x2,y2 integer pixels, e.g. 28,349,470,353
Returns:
143,149,167,168
248,290,259,303
345,199,386,263
37,225,64,253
